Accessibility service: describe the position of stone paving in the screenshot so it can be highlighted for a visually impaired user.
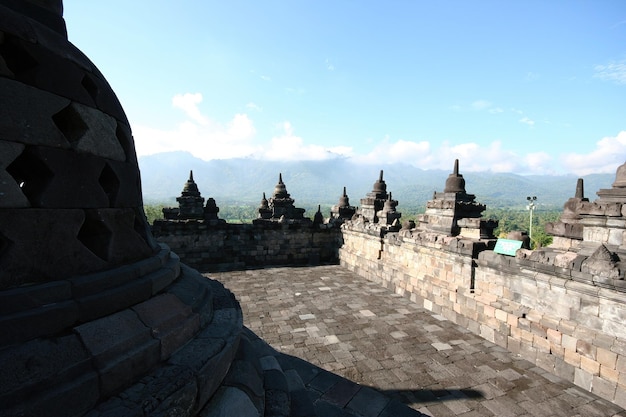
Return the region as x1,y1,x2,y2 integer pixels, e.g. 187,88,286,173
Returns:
211,265,626,417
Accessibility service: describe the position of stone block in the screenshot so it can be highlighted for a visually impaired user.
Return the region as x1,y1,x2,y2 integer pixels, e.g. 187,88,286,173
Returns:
68,102,125,161
222,359,264,402
76,275,153,322
519,340,538,363
546,328,562,345
75,309,152,366
0,209,108,289
574,368,593,391
199,386,259,417
0,279,71,314
564,349,581,367
174,334,241,411
600,364,620,383
0,300,80,346
1,372,100,417
597,347,618,369
0,334,95,405
507,336,521,354
536,352,555,372
611,338,626,356
96,365,198,417
603,319,626,340
533,335,550,353
576,339,596,360
133,293,200,359
148,266,179,295
592,375,617,400
555,357,575,382
614,384,626,409
580,356,600,375
0,78,70,149
70,264,138,298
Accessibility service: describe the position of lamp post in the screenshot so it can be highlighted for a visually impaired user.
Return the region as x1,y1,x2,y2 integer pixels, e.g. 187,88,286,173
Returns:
526,196,537,241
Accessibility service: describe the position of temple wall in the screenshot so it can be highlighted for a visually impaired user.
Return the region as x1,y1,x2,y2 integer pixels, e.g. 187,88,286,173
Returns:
151,220,342,272
339,224,626,407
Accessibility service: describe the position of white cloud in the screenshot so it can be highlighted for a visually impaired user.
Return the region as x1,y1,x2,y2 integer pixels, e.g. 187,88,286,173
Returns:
172,93,208,125
260,75,272,81
136,93,624,177
326,58,335,71
134,93,260,160
519,116,535,126
354,136,431,166
561,131,626,175
259,122,353,160
471,100,492,111
594,60,626,85
352,137,559,174
525,152,553,173
246,102,262,112
488,107,504,114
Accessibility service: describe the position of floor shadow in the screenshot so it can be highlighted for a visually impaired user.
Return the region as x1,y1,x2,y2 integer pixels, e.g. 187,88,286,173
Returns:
378,387,484,404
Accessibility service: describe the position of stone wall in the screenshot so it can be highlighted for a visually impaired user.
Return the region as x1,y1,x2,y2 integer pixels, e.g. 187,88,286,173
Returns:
339,223,626,407
152,220,343,272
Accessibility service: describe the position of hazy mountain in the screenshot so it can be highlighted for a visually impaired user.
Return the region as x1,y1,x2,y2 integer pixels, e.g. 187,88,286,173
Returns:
138,151,615,212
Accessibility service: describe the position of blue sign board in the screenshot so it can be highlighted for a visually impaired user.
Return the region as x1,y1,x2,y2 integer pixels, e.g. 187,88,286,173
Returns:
493,239,523,256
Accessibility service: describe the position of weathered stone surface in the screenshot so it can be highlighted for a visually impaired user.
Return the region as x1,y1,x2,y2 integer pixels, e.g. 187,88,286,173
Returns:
0,208,108,289
68,102,125,161
0,78,70,148
0,299,80,346
199,387,260,417
133,293,200,359
75,308,160,396
0,334,98,416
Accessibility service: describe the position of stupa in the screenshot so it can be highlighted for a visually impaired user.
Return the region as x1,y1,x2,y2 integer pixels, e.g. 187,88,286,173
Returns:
330,186,357,221
358,170,397,223
417,159,496,238
255,173,308,223
0,2,241,415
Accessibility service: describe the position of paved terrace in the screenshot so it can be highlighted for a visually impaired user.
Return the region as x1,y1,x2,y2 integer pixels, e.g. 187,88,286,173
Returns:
211,265,626,417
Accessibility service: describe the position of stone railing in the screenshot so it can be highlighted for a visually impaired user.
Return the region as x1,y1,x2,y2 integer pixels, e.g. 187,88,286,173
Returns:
339,222,626,408
152,220,343,272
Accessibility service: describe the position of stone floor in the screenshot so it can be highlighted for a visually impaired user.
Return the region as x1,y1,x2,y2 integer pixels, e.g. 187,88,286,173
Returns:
210,265,626,417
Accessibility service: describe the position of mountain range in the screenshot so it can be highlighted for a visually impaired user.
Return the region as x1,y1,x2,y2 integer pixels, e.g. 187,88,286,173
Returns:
138,151,616,213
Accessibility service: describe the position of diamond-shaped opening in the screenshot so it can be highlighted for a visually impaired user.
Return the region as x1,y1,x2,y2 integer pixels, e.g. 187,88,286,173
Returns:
5,148,53,207
52,104,88,145
81,73,99,102
99,163,120,207
0,33,38,77
77,213,112,261
115,123,132,161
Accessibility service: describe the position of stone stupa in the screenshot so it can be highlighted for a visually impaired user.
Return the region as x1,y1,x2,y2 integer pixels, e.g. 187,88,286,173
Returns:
0,2,242,415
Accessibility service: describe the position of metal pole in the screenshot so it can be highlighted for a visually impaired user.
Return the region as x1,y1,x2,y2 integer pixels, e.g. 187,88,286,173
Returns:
529,206,533,240
526,196,537,242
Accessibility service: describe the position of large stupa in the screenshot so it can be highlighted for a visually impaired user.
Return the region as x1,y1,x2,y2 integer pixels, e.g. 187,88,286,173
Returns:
0,2,242,415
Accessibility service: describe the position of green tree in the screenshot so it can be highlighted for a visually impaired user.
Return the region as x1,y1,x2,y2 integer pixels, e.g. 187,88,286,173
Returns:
143,204,166,224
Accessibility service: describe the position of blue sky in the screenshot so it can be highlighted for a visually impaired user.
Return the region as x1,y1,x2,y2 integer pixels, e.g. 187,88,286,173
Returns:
64,1,625,175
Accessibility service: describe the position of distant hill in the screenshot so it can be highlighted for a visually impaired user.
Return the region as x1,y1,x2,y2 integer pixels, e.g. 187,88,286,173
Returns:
138,151,615,212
